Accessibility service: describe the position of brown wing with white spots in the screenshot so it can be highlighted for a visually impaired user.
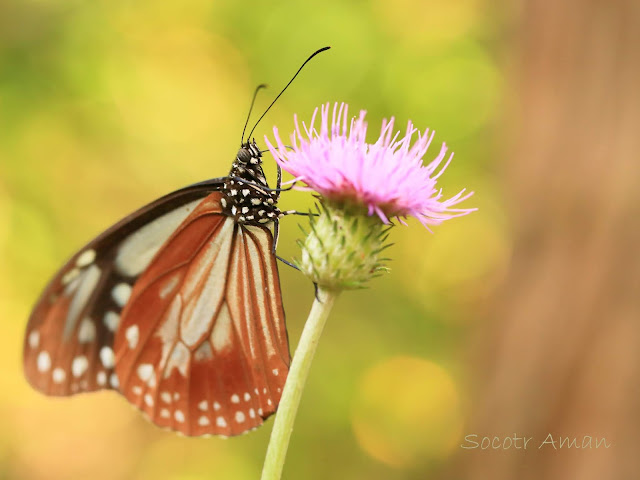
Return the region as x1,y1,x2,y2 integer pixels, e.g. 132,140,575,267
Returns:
114,193,289,437
23,180,223,396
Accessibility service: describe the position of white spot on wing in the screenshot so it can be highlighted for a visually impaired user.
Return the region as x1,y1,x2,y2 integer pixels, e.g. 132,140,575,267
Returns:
231,394,240,404
198,416,210,426
216,416,227,428
126,325,139,349
160,408,170,419
97,371,107,386
103,311,120,332
144,394,154,407
37,351,51,372
28,331,40,349
77,318,96,343
174,410,185,423
71,356,89,377
161,392,172,403
115,200,202,277
198,400,208,411
112,283,132,307
99,346,115,368
76,249,96,267
137,364,154,383
110,373,119,388
235,411,245,423
52,368,66,384
213,402,221,411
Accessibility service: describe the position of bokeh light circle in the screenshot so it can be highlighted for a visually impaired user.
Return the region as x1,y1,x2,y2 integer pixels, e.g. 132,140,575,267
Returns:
350,356,463,468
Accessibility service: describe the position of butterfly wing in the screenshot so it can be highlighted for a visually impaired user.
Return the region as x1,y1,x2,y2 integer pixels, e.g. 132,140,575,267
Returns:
23,180,224,396
113,192,289,436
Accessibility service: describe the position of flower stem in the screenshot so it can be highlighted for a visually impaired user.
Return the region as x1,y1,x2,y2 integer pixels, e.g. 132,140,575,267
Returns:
260,286,340,480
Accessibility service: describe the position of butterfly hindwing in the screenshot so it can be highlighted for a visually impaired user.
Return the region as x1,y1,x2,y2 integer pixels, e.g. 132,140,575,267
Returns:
114,192,290,436
23,180,223,396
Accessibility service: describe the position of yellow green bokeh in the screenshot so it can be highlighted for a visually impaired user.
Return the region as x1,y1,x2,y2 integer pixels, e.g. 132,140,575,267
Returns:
351,356,463,468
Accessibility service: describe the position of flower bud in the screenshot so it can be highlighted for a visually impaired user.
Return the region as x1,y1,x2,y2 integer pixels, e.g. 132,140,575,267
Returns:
297,202,391,289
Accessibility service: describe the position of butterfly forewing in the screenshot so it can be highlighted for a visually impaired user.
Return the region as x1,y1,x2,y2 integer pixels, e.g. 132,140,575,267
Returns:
113,193,289,436
23,181,223,396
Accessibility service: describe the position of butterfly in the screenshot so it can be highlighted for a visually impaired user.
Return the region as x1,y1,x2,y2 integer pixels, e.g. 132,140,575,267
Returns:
22,47,330,437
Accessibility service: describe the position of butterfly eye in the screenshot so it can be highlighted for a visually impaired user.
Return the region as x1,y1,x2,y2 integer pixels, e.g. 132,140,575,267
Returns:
236,148,252,164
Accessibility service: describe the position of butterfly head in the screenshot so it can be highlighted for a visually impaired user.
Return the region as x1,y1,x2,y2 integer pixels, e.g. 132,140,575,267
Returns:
227,140,267,189
236,140,262,166
222,140,281,225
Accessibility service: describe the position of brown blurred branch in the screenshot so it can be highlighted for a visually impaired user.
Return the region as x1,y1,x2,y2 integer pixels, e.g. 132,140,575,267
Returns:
452,1,640,479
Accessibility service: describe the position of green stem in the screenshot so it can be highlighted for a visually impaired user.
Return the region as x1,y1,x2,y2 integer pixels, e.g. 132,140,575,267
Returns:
260,286,340,480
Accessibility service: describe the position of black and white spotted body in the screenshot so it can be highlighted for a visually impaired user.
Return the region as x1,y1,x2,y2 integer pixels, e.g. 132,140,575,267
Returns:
221,140,283,225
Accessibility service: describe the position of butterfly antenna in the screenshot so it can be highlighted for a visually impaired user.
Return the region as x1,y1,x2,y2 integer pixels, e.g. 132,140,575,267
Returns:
247,46,331,140
241,83,268,145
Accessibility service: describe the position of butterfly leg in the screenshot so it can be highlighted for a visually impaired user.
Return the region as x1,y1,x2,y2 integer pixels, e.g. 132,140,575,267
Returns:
272,210,317,259
229,177,296,193
273,213,312,250
275,164,283,201
276,255,299,271
273,217,281,252
281,211,318,217
272,218,300,271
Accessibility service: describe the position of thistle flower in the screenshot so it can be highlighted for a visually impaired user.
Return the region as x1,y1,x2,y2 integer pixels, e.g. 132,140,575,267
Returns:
261,103,476,480
265,102,475,228
264,102,476,289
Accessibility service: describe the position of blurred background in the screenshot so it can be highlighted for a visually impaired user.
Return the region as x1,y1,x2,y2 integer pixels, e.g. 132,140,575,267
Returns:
1,0,638,479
